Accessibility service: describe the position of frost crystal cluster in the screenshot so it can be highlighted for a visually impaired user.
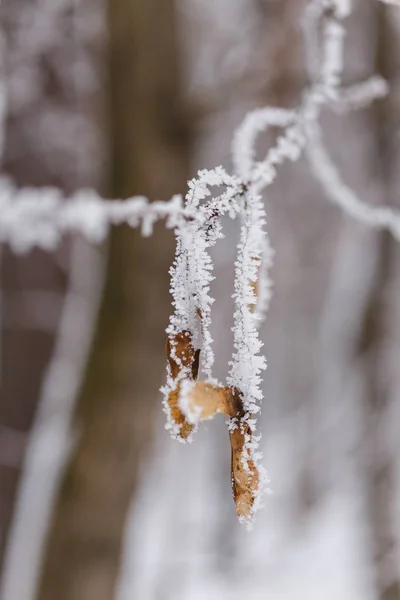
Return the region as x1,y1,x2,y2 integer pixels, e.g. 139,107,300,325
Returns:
1,0,400,525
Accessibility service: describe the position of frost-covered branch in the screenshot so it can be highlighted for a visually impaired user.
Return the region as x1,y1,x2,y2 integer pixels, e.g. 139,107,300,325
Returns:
332,76,388,114
306,122,400,240
0,178,190,252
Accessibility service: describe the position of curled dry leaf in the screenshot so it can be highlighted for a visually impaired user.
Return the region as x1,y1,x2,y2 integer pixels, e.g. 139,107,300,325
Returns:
166,330,200,440
166,330,200,380
230,421,260,522
180,380,259,522
181,381,242,422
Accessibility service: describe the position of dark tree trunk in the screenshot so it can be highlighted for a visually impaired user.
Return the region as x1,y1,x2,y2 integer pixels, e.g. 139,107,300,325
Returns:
37,1,192,599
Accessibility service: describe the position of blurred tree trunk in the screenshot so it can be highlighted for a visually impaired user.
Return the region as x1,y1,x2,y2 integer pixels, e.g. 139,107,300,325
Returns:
357,5,400,600
37,1,191,600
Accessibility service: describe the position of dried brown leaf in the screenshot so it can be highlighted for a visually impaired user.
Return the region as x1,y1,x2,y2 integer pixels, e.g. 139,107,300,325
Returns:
167,388,195,439
183,381,241,421
166,330,200,439
167,334,260,521
229,421,260,522
166,330,198,379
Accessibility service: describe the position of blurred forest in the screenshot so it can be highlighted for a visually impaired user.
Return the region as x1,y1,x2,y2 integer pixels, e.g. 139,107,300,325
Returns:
0,1,400,600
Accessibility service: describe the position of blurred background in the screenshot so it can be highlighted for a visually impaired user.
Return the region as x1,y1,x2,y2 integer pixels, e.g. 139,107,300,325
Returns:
0,0,400,599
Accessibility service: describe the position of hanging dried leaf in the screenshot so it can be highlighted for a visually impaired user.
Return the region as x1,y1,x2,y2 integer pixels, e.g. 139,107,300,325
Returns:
180,381,242,422
165,331,200,440
230,421,260,522
179,380,259,520
166,330,199,379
